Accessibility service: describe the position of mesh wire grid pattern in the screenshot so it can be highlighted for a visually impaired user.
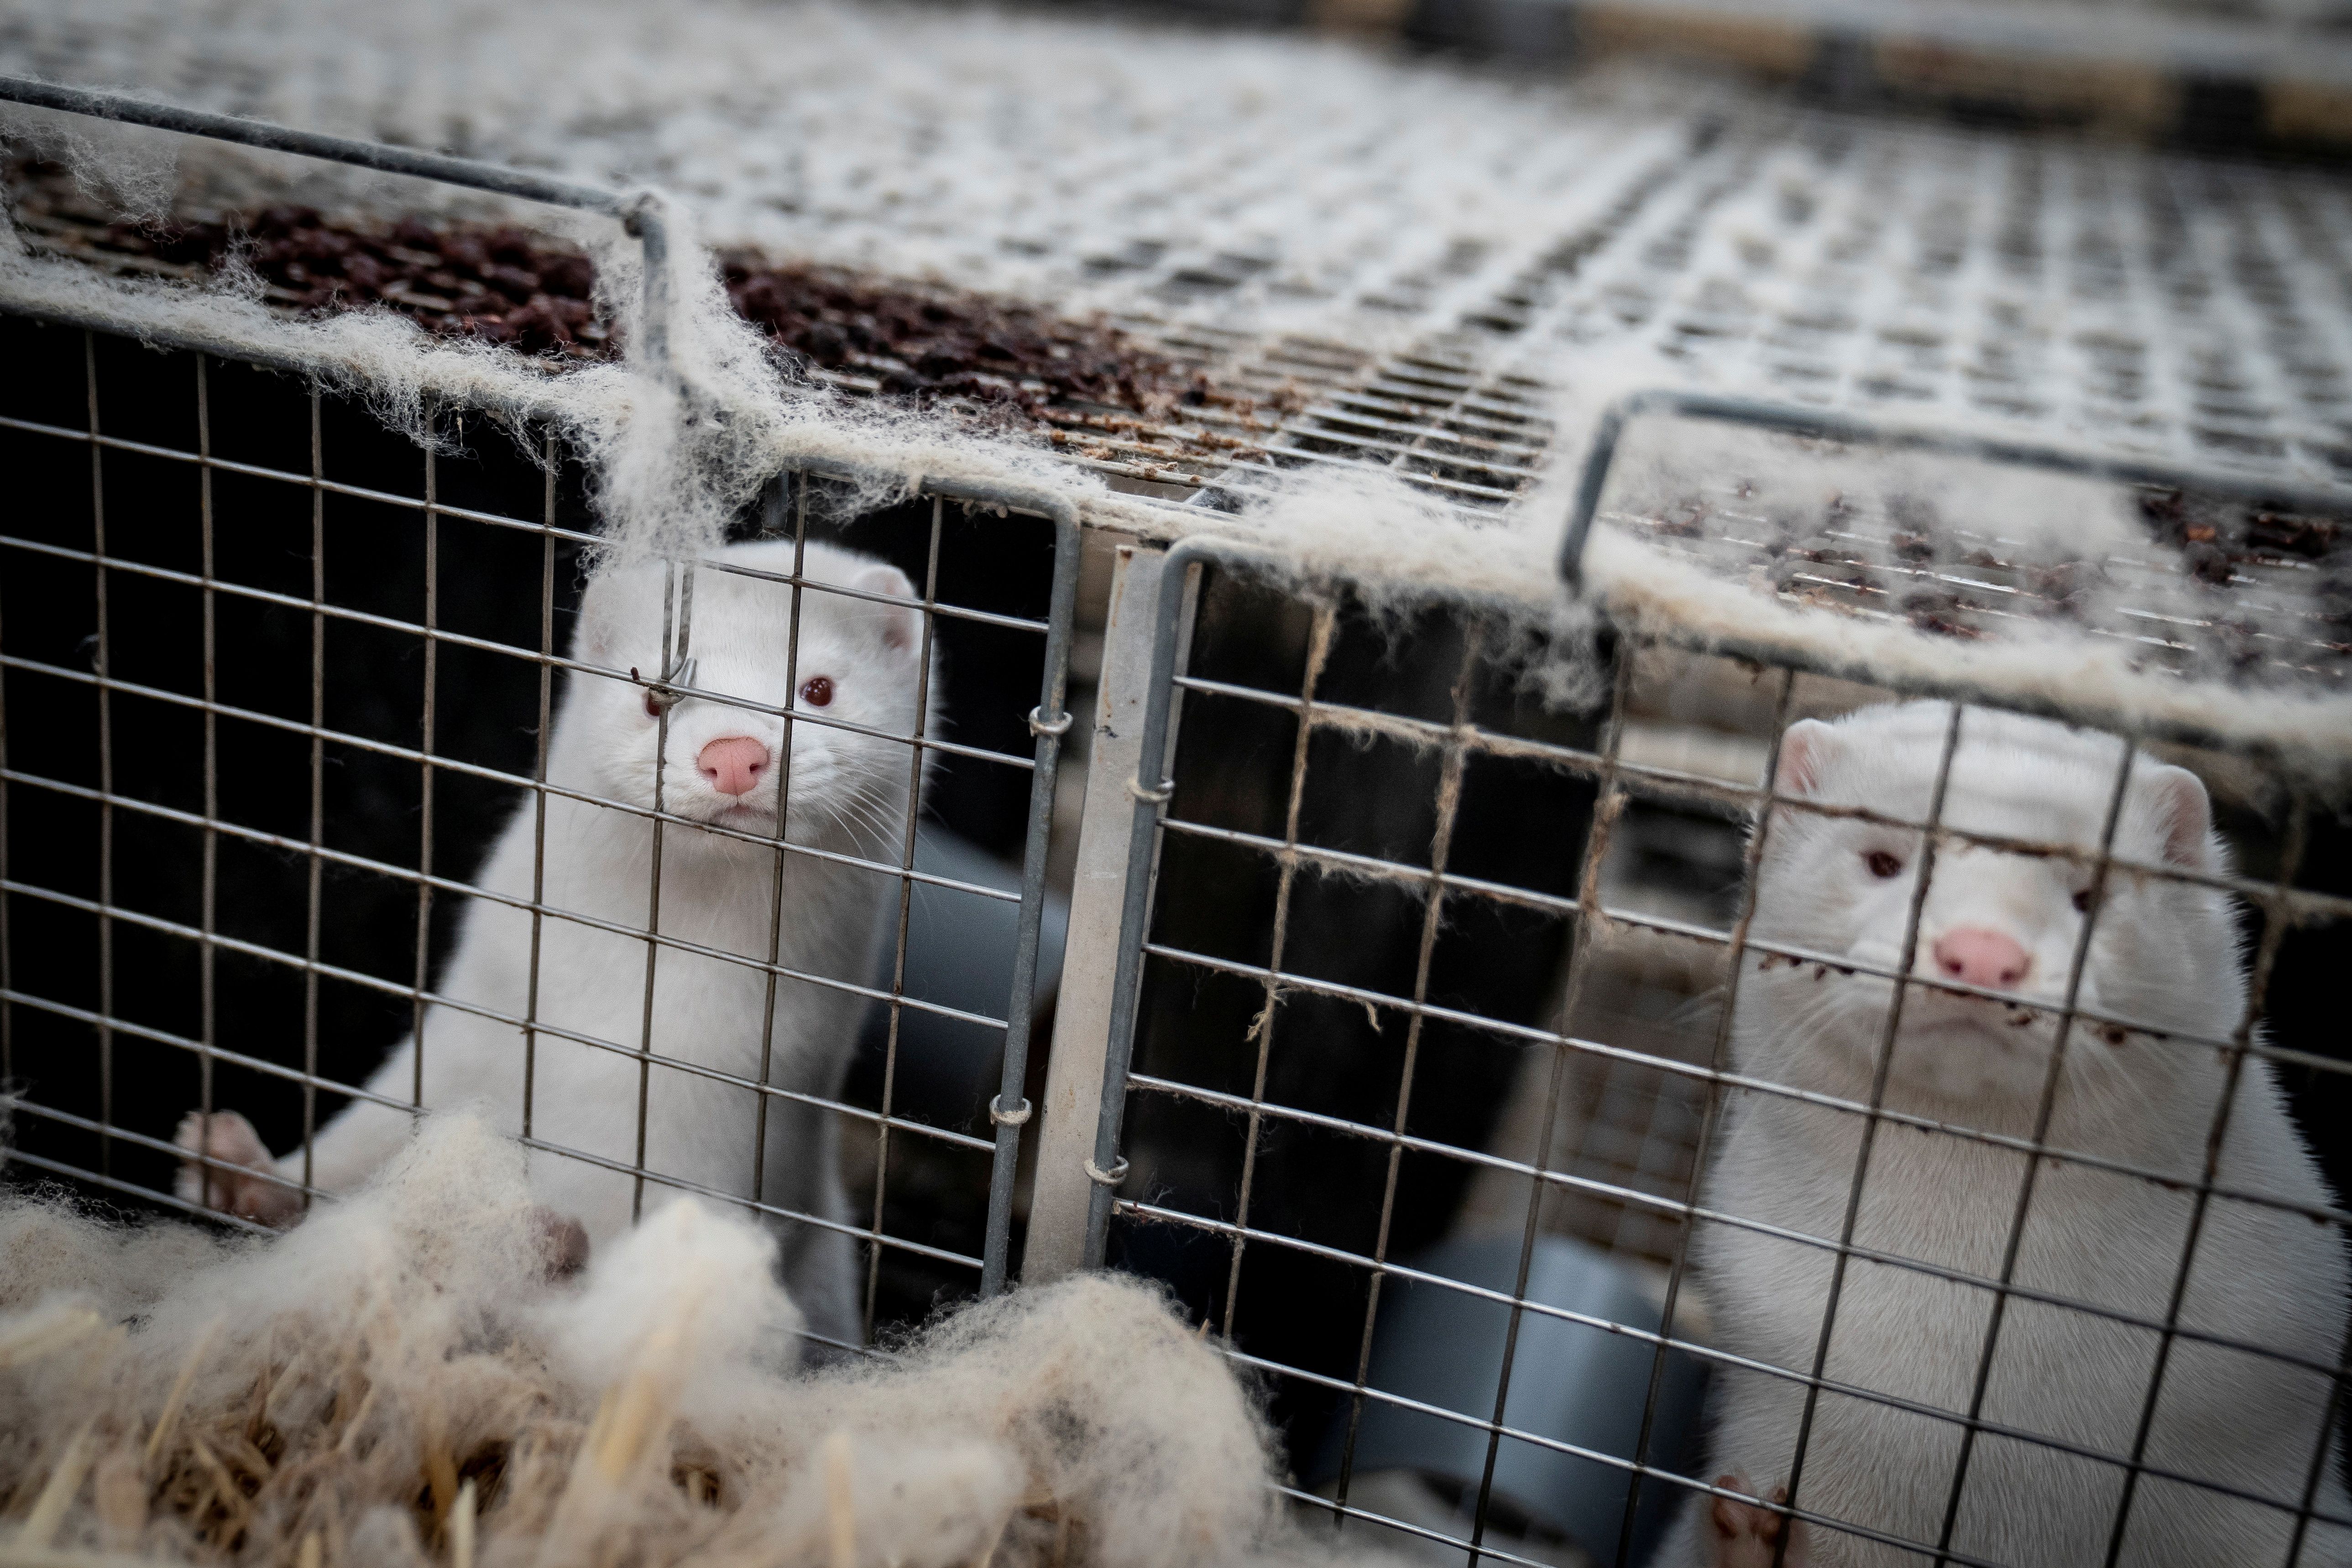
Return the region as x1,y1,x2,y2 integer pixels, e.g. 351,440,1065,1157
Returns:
1028,104,2352,523
0,178,1564,515
0,313,1077,1347
31,98,2352,721
1529,112,2352,480
1087,538,2352,1567
14,97,2352,530
7,70,2352,1568
1596,472,2352,693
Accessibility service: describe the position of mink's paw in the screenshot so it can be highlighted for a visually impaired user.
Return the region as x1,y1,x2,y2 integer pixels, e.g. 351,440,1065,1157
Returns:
173,1110,303,1228
1709,1474,1807,1568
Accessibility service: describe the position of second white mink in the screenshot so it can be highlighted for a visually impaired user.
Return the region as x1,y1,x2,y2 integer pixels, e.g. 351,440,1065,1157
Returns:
178,537,929,1348
1669,701,2350,1568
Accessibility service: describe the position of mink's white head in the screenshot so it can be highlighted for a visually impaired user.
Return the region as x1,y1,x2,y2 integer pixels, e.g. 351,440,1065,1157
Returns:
568,538,929,856
1741,701,2240,1112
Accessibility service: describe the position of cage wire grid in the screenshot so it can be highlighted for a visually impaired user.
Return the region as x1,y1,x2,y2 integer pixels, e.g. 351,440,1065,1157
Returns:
0,170,1553,511
0,315,1082,1345
11,90,2352,535
5,69,2352,1568
1007,104,2352,519
1075,532,2352,1567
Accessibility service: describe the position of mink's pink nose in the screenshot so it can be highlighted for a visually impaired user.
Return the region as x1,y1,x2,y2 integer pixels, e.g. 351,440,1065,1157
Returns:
696,737,770,797
1933,927,2032,990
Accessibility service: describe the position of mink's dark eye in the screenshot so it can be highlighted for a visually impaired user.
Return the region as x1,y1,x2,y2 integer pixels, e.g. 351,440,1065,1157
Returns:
2073,887,2095,914
643,689,663,721
800,676,834,708
1864,850,1903,879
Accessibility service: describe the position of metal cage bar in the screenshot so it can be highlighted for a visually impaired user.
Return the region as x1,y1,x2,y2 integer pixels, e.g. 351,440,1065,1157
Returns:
1328,621,1487,1518
1083,533,1287,1266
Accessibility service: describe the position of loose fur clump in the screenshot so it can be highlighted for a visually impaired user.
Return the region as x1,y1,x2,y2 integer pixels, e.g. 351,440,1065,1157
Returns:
0,1114,1384,1568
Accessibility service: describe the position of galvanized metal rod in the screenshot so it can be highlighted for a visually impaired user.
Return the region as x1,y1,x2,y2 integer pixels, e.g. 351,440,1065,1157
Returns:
864,500,950,1337
411,408,441,1111
1610,669,1798,1567
0,75,624,213
2285,1302,2352,1564
1930,737,2142,1564
630,563,683,1222
979,494,1082,1298
1082,534,1286,1266
299,389,326,1209
0,453,10,1090
1331,623,1484,1525
1772,704,1968,1568
749,472,806,1220
195,355,221,1207
2101,797,2312,1566
85,332,115,1180
1469,648,1637,1568
1217,599,1338,1337
519,431,558,1144
1024,543,1167,1286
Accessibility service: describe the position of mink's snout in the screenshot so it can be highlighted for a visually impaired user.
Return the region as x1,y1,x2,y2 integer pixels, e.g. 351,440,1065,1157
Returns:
697,736,771,796
1932,926,2032,990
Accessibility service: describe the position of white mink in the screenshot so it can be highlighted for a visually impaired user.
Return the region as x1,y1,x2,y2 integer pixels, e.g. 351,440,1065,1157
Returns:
177,537,930,1349
1665,701,2351,1568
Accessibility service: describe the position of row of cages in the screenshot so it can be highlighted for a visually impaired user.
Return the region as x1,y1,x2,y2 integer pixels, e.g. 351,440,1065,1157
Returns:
5,306,2352,1567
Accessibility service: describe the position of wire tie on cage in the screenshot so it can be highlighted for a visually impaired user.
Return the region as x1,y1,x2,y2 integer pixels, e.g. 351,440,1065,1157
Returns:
1127,777,1174,805
1084,1155,1130,1187
635,656,697,713
988,1094,1033,1127
1027,706,1074,739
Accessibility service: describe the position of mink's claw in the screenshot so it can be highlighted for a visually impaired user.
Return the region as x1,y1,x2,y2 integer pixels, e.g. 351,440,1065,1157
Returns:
1709,1474,1807,1568
173,1110,304,1228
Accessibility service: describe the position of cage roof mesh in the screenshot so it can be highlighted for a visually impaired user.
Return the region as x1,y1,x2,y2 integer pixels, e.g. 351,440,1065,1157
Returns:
3,0,2349,743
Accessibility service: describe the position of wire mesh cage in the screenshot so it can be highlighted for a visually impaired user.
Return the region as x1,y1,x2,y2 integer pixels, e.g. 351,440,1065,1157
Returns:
0,306,1082,1350
1067,509,2352,1566
7,67,2352,1568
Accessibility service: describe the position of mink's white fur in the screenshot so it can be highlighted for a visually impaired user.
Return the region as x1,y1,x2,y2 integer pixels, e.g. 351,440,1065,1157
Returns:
176,537,929,1349
1667,701,2351,1568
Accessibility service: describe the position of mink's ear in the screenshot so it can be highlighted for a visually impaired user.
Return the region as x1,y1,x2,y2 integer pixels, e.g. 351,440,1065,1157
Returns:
852,563,920,653
1773,719,1839,797
2139,763,2215,871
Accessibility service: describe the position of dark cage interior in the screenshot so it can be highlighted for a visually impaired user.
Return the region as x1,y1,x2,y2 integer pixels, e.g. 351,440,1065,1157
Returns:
1110,567,1605,1431
0,312,1061,1334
